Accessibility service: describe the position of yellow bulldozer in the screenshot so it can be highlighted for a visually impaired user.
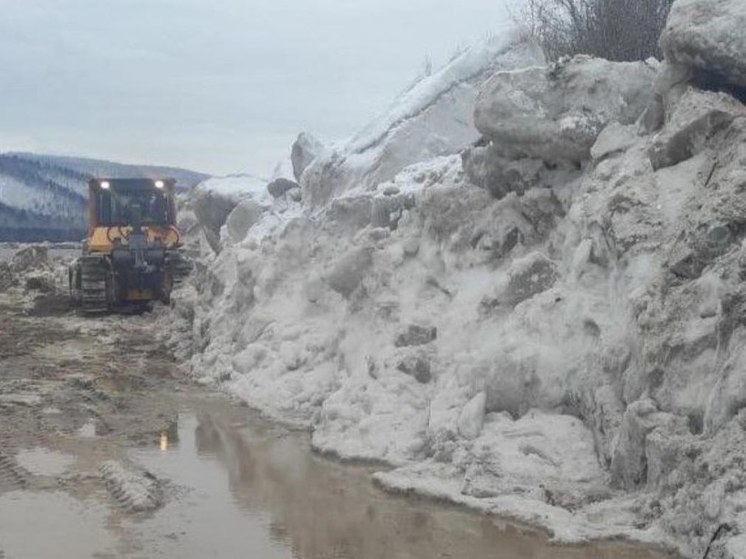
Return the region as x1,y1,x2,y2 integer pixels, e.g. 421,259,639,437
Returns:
69,178,191,312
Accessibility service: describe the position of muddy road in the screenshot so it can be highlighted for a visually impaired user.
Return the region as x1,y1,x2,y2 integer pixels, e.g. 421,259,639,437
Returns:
0,283,676,559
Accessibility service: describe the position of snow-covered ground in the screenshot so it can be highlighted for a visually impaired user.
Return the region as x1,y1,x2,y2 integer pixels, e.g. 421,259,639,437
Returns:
163,3,746,557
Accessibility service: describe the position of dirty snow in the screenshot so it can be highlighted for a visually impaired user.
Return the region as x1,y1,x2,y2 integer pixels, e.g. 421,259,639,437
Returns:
299,34,545,207
164,7,746,558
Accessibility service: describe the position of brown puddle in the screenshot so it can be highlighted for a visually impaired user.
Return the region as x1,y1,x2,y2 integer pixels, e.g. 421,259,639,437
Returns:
0,389,676,559
103,396,674,559
0,492,114,558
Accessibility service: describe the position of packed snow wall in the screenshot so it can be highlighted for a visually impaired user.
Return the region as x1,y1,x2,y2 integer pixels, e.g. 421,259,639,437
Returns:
163,4,746,557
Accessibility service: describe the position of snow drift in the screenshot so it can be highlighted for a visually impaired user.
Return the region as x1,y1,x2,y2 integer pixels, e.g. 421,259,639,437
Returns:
165,6,746,558
298,35,545,207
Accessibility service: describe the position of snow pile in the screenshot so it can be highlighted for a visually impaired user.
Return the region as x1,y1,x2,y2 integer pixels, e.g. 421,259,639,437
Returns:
660,0,746,93
474,56,657,162
299,34,545,207
166,5,746,557
187,174,273,253
291,132,324,182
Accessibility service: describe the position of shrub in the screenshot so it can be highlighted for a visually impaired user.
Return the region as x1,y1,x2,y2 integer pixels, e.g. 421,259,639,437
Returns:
518,0,674,62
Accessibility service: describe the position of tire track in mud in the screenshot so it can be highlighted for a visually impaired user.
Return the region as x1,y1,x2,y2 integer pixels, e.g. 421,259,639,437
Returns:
0,451,29,493
0,292,183,506
100,460,164,513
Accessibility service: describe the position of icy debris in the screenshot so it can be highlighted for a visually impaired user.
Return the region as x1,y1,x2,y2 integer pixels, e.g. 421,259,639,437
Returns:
0,245,58,293
191,188,241,252
462,146,548,199
225,199,265,244
288,187,302,202
640,61,695,133
660,0,746,92
267,177,299,199
374,155,466,195
667,225,732,280
291,132,324,182
396,353,432,384
323,246,374,298
635,411,746,558
457,392,486,440
474,56,655,163
176,206,200,241
703,328,746,434
503,252,558,306
648,89,746,170
463,57,655,199
301,36,544,207
189,172,306,252
466,410,604,490
644,423,695,492
394,324,437,348
10,245,50,274
610,399,688,490
380,409,607,521
99,460,163,512
591,123,638,161
727,535,746,559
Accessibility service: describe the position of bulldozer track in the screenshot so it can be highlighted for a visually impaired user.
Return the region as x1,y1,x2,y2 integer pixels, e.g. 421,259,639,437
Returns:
0,451,28,493
68,377,113,405
79,259,109,313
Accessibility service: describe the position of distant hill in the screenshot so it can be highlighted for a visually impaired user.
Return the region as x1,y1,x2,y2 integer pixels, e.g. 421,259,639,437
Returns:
0,153,209,242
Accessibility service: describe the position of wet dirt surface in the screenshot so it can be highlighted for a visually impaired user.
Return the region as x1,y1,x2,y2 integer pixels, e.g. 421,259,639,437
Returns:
0,244,80,264
0,286,677,559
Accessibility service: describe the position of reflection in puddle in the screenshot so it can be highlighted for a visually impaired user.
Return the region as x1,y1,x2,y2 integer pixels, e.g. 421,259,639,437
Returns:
123,403,672,559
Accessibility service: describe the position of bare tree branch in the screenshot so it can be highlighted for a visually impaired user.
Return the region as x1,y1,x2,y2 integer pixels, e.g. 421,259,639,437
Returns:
517,0,673,62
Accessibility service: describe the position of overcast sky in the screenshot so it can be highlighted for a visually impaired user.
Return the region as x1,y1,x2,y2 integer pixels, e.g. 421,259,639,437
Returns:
0,0,517,176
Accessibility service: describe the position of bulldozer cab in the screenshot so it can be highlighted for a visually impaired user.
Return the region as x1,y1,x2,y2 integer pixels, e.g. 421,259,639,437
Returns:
90,178,177,229
85,178,181,253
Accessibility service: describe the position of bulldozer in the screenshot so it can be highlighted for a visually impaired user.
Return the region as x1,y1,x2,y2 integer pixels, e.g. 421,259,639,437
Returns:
69,178,191,313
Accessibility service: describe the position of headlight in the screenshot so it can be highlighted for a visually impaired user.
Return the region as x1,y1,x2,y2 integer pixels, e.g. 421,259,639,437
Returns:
100,181,111,189
154,180,165,189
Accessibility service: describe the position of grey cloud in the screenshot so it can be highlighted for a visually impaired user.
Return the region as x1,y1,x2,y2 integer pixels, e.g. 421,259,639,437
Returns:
0,0,515,175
